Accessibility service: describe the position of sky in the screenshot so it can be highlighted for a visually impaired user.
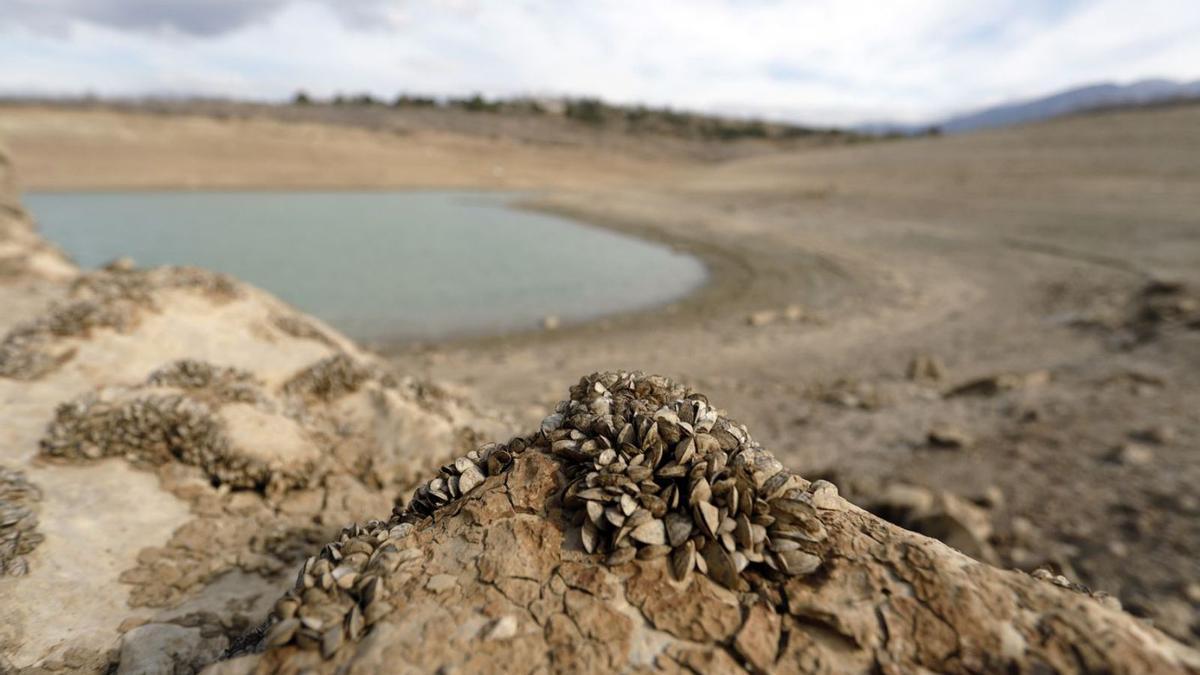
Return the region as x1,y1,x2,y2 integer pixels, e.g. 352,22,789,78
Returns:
1,0,1198,126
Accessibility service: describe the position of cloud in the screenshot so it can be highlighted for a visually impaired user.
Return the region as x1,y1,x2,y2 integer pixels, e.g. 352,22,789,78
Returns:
0,0,395,37
0,0,1198,125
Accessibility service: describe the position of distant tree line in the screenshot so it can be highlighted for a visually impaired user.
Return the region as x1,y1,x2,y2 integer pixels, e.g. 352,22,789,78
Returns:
289,89,852,141
560,97,849,141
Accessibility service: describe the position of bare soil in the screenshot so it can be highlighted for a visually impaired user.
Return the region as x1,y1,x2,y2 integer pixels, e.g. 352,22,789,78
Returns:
2,101,1197,643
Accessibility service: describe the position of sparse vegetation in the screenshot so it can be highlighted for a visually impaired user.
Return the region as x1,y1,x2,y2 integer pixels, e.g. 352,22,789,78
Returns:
392,94,437,108
451,93,501,113
16,91,858,145
564,97,607,125
286,89,840,140
559,96,833,141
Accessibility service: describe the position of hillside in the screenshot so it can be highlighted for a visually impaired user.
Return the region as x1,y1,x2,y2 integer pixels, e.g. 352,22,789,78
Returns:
940,79,1200,133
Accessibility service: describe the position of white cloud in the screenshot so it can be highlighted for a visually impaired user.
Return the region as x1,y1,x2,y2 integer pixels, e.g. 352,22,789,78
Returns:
1,0,1198,125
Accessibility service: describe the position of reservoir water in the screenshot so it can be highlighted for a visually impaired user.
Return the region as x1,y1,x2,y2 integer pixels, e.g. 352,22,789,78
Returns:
24,191,707,342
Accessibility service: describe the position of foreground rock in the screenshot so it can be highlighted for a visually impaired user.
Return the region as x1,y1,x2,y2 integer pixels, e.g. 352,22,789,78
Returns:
212,372,1200,674
0,145,74,289
0,265,505,670
0,146,506,670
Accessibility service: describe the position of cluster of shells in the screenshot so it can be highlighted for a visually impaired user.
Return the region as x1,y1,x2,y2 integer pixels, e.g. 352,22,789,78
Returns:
281,353,388,401
0,299,133,379
0,466,43,577
253,371,835,660
271,313,337,348
398,371,831,588
37,392,275,487
248,436,521,658
146,359,263,405
399,441,518,522
550,372,828,588
255,519,419,660
0,265,240,380
71,262,241,305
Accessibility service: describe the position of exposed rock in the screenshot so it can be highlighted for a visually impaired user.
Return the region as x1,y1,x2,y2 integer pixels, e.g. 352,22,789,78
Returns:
0,143,75,287
734,601,781,673
818,378,885,410
1130,425,1176,446
747,305,806,327
213,372,1200,674
944,370,1051,398
426,574,458,592
746,309,778,327
1128,279,1200,341
907,353,945,381
909,493,996,564
844,480,997,564
117,623,224,675
927,424,974,450
1109,443,1155,467
806,479,843,511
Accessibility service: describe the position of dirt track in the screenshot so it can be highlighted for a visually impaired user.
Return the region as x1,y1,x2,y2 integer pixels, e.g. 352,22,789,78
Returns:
2,102,1198,642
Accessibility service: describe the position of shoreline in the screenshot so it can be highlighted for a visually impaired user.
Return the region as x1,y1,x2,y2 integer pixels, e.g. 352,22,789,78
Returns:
23,186,746,351
372,193,758,355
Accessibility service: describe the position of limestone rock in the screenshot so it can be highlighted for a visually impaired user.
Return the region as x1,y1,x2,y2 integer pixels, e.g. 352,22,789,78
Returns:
0,143,75,288
213,372,1200,675
907,353,945,381
927,424,974,450
1109,442,1154,466
117,623,223,675
860,480,997,563
734,601,781,672
746,309,778,327
944,370,1050,398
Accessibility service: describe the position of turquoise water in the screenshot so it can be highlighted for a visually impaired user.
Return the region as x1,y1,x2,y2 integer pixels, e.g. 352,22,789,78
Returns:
25,191,706,341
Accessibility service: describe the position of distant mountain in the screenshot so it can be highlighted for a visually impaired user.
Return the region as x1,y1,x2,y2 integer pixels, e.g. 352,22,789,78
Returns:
940,79,1200,133
857,78,1200,136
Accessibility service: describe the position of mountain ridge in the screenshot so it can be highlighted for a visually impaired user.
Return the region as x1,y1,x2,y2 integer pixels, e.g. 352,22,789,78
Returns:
858,78,1200,135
